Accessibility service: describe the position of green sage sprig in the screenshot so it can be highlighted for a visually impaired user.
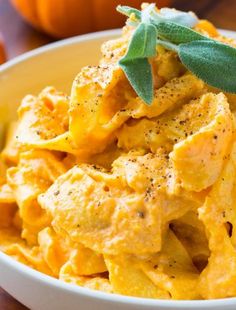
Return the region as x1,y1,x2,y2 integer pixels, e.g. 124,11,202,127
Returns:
117,4,236,104
119,23,157,104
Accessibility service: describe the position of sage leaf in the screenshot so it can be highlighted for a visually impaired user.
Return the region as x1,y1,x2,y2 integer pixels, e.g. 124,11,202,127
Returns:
141,3,156,24
121,23,157,60
117,4,198,31
119,23,157,104
116,5,141,21
139,5,198,29
156,39,179,52
159,8,198,28
150,7,198,28
120,58,153,105
179,40,236,93
156,22,207,44
116,3,236,104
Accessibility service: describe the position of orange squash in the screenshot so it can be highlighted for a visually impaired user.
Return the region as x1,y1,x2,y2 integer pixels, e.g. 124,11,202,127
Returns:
0,34,6,64
10,0,172,38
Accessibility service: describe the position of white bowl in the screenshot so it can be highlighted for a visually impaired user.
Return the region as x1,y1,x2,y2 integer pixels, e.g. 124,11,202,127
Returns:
1,29,236,310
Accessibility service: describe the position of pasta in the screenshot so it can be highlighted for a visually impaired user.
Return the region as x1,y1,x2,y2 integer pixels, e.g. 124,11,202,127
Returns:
1,4,236,300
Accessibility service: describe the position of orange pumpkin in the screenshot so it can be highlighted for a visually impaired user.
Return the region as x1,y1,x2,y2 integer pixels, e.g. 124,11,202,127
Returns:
10,0,172,38
0,34,6,65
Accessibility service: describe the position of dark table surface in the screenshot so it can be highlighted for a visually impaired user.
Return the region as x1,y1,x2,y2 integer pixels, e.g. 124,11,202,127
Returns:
1,0,236,308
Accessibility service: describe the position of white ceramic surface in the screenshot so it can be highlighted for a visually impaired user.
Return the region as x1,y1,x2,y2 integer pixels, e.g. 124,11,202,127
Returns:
0,29,236,310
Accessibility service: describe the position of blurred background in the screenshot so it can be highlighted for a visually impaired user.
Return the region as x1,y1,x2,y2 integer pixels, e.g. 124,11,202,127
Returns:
0,0,236,63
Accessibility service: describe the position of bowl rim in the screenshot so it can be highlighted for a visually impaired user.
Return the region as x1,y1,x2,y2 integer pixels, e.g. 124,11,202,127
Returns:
1,28,236,308
1,250,236,308
0,28,121,72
